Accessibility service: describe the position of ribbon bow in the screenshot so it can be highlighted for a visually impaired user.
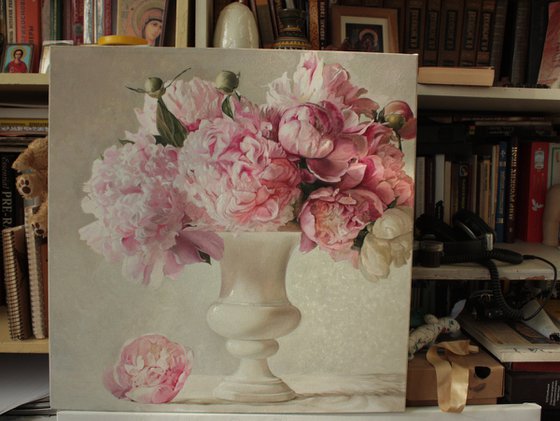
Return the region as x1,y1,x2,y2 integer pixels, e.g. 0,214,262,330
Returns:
426,340,479,413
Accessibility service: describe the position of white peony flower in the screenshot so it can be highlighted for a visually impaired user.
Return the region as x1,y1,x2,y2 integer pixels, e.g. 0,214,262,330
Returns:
360,206,414,282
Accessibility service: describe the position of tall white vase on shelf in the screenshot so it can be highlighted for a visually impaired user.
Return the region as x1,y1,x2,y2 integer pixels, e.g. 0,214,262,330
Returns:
206,231,301,402
213,1,260,49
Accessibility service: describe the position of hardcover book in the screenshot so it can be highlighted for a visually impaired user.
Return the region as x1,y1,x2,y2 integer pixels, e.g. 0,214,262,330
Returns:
459,0,482,67
437,0,465,66
537,2,560,88
49,47,417,413
516,141,549,243
459,313,560,363
475,0,496,67
422,0,441,66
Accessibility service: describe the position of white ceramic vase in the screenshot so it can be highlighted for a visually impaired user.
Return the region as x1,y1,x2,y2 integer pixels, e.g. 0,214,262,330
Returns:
206,231,301,402
213,2,260,49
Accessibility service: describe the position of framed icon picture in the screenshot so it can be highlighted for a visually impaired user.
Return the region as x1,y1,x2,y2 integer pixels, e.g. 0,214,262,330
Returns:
2,44,33,73
116,0,167,46
331,6,399,53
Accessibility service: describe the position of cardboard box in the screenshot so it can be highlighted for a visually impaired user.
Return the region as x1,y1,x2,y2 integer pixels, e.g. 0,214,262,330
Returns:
406,348,505,406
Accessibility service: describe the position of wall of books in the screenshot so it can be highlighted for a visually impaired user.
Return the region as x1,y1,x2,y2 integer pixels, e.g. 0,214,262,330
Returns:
0,1,559,87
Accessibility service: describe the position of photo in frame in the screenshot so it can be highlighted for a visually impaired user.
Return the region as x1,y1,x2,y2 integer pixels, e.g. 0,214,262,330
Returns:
116,0,167,46
331,6,399,53
49,46,417,414
1,44,33,73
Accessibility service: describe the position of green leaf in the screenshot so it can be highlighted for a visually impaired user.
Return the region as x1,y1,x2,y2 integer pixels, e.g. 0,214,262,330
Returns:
222,96,234,119
156,97,188,147
118,138,134,145
198,251,211,265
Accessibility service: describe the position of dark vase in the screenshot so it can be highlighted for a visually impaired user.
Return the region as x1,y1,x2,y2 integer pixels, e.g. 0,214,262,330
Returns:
272,8,311,50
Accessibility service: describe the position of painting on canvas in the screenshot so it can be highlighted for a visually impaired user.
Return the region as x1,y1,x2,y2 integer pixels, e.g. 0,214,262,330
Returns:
49,47,417,413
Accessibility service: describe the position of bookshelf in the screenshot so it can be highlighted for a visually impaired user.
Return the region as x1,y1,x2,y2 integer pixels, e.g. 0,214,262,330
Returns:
0,307,48,353
413,242,560,281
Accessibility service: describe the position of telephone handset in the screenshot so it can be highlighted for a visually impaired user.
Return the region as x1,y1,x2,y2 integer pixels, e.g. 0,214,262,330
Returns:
415,209,524,266
415,209,526,320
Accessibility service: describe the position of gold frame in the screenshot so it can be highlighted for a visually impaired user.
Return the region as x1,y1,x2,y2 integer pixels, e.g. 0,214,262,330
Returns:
331,6,399,53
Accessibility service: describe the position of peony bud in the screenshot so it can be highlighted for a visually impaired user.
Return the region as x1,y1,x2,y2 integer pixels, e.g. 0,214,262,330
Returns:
215,71,239,93
144,77,166,98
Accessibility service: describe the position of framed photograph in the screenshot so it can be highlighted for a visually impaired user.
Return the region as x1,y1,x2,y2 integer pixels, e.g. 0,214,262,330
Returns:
1,44,33,73
331,6,399,53
116,0,167,46
39,40,74,74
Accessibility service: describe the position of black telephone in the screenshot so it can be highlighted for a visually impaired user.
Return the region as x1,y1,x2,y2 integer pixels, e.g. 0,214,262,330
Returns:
415,209,524,266
415,209,526,320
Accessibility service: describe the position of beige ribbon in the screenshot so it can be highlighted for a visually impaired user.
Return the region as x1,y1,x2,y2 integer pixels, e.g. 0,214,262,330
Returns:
426,340,479,413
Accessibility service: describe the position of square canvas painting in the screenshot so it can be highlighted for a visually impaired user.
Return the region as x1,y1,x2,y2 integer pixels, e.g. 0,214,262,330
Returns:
49,47,417,414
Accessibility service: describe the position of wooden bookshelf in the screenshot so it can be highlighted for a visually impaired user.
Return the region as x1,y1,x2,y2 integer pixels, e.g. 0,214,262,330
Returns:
0,307,48,353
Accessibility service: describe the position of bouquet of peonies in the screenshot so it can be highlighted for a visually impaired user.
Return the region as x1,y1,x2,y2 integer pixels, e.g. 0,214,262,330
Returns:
80,52,415,287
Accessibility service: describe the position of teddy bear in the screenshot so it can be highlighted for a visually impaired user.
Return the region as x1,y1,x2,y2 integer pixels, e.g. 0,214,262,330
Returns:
12,137,48,238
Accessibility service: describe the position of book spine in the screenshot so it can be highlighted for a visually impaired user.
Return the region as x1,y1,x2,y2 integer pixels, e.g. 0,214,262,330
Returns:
548,142,560,188
15,0,42,72
415,155,426,218
0,153,24,230
475,0,496,66
2,226,31,340
307,0,320,50
318,0,329,49
537,2,560,87
527,0,554,86
434,153,445,220
422,0,441,66
510,0,531,85
505,371,560,408
24,205,48,339
70,0,84,44
83,0,94,44
404,0,426,63
437,0,464,66
383,0,406,53
252,0,274,48
40,0,51,42
459,0,482,66
516,141,549,243
494,140,507,242
5,0,17,43
504,136,519,243
489,0,508,83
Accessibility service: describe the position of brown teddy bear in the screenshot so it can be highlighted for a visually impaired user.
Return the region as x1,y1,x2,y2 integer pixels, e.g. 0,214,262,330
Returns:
12,137,48,237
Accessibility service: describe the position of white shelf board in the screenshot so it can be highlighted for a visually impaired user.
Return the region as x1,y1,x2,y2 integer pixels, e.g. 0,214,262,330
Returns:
418,85,560,113
412,242,560,281
56,403,541,420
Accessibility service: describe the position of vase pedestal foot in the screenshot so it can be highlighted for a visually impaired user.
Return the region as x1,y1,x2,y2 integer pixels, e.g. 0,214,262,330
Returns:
214,356,295,403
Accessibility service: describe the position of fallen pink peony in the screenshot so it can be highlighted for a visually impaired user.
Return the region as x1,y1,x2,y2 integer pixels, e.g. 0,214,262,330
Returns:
103,334,193,404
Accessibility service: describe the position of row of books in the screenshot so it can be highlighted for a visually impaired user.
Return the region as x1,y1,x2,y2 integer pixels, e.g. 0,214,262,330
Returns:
332,0,560,88
458,301,560,412
415,115,560,243
0,142,47,342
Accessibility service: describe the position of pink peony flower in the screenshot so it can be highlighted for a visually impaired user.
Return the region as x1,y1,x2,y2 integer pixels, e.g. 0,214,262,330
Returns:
103,334,193,404
80,132,223,286
299,187,384,265
135,77,226,134
338,143,414,208
177,112,302,231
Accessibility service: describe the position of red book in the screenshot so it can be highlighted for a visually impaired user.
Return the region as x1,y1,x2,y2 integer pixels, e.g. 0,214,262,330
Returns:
516,141,549,243
507,361,560,372
15,0,42,72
